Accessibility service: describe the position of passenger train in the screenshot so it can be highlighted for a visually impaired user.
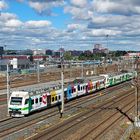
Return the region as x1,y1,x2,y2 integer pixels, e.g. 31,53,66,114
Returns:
8,71,137,117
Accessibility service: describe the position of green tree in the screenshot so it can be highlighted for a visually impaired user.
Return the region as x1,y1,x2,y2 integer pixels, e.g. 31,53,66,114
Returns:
64,52,72,60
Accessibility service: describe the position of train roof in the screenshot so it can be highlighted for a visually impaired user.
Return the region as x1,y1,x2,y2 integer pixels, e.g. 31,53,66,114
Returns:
101,71,134,78
85,76,105,82
11,75,106,96
66,76,105,85
11,91,29,98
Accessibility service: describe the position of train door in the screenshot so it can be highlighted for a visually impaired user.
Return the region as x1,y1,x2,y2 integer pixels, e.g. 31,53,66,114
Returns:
77,84,81,96
50,90,57,105
42,93,47,107
72,85,77,98
64,89,67,101
30,96,36,111
29,97,32,112
47,94,51,107
77,84,84,96
67,85,72,100
97,81,100,90
23,98,29,114
109,78,113,86
34,96,40,109
86,84,88,93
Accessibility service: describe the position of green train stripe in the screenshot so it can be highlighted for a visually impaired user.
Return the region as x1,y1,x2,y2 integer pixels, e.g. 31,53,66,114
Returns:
21,107,29,110
9,107,29,111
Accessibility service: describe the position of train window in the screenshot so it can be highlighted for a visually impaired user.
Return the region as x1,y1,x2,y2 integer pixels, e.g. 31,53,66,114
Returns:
35,98,38,104
52,97,54,102
69,89,72,94
72,88,75,93
25,99,29,104
71,89,73,93
55,96,57,101
59,95,61,100
78,85,80,91
74,88,76,92
84,86,86,90
81,86,82,90
64,91,67,97
39,97,42,102
31,99,34,105
10,97,22,105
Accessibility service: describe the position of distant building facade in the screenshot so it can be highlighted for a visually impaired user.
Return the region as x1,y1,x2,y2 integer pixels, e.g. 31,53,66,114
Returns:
33,49,45,55
93,44,109,54
46,49,53,56
123,53,140,59
69,50,83,56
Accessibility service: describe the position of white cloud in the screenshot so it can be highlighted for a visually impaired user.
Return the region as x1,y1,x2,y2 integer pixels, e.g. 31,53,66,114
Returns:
5,19,23,27
0,12,17,21
90,29,122,36
25,20,51,28
67,23,85,31
70,0,87,8
0,0,8,10
0,12,22,28
28,0,65,16
89,14,130,28
1,1,140,51
92,0,140,15
29,1,46,14
64,6,92,20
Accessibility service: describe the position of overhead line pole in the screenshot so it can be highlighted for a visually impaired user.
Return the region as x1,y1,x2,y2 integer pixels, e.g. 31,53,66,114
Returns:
133,58,140,127
7,63,10,116
60,52,64,118
37,60,40,83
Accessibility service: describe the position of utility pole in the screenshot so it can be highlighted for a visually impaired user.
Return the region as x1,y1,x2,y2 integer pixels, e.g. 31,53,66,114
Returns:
7,63,10,116
133,58,140,127
60,52,64,118
105,34,109,70
37,60,40,83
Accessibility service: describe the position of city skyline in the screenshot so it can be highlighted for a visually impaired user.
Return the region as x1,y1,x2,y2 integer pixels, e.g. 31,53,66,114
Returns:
0,0,140,51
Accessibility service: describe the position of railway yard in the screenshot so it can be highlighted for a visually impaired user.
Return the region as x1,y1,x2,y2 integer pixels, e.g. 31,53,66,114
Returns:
0,63,140,140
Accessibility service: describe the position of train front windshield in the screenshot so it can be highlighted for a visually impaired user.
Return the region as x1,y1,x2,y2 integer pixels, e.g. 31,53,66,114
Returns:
10,97,23,105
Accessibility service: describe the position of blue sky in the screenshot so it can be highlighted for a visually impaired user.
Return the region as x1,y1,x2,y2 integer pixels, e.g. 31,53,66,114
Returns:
0,0,140,51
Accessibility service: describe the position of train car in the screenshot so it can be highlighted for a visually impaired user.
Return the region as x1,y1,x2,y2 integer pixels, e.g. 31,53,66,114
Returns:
77,82,87,96
9,91,29,117
65,84,77,100
8,71,137,117
85,76,106,92
8,85,62,117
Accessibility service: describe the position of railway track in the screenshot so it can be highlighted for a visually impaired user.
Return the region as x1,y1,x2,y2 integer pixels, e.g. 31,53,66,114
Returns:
0,65,118,90
28,89,135,140
0,82,134,139
80,100,134,140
